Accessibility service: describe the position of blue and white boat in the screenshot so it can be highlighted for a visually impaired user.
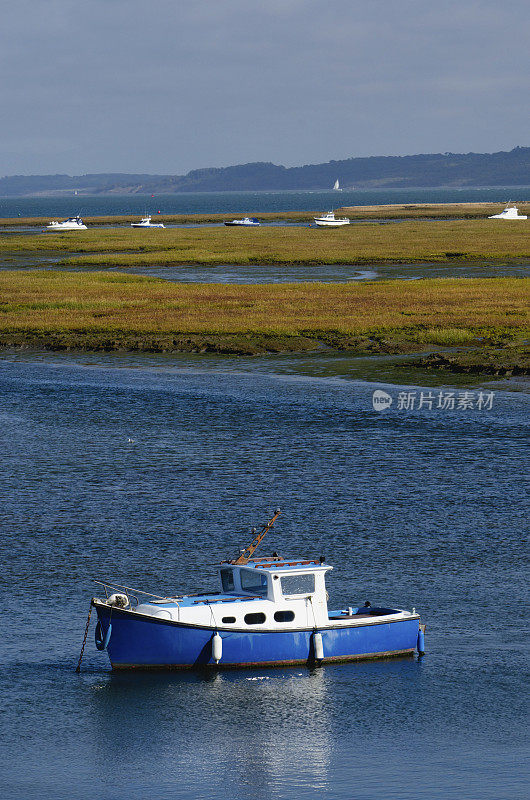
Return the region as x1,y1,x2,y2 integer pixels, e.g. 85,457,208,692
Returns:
224,217,260,226
90,511,425,670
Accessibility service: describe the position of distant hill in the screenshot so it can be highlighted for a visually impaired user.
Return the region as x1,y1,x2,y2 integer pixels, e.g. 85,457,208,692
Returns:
1,147,528,195
0,173,162,196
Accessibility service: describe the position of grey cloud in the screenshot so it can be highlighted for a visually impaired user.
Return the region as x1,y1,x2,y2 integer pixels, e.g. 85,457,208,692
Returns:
0,0,528,174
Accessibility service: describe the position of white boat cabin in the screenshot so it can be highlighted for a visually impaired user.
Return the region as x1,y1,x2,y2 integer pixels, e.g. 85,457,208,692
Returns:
217,558,331,627
135,558,331,630
128,556,411,631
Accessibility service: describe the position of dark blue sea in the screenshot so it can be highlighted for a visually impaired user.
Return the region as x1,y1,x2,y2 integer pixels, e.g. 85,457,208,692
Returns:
1,187,529,218
0,352,528,800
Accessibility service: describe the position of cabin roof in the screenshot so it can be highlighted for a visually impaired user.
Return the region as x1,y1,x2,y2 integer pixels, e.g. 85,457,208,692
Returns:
221,557,330,573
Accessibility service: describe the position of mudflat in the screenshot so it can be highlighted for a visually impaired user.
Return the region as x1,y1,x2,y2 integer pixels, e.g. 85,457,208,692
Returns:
1,219,529,266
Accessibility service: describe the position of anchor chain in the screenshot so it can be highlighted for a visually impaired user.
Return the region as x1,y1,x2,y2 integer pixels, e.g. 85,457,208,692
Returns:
75,603,93,673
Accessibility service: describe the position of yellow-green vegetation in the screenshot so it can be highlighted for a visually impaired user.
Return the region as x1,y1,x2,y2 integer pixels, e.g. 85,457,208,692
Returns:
1,271,526,332
1,220,529,266
337,202,530,219
0,271,527,370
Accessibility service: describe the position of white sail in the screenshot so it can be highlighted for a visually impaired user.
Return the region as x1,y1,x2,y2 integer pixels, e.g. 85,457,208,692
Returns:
333,179,340,190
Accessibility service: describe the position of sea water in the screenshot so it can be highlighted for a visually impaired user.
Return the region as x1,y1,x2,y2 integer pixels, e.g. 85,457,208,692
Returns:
1,187,529,219
0,354,527,800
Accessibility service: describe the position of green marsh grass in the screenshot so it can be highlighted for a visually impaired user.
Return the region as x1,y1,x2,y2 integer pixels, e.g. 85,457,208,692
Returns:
1,220,529,266
0,271,527,337
409,328,483,345
337,202,530,219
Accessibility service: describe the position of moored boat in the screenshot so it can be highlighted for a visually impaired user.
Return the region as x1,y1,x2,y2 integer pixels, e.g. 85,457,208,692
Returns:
224,217,260,226
46,215,87,231
314,211,350,227
88,511,425,670
488,203,527,220
131,214,165,228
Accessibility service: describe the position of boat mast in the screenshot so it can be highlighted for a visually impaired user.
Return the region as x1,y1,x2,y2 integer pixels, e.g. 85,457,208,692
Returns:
232,509,281,564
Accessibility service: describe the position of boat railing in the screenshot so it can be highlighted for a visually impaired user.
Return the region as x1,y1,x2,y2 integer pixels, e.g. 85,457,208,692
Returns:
93,579,181,610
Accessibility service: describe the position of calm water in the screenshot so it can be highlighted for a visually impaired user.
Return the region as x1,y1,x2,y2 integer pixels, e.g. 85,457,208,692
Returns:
4,255,529,283
0,353,528,800
1,187,529,218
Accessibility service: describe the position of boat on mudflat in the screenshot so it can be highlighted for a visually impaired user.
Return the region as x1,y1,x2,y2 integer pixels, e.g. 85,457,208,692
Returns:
224,217,260,226
488,203,527,220
314,211,350,227
89,511,425,670
131,215,165,228
46,215,87,231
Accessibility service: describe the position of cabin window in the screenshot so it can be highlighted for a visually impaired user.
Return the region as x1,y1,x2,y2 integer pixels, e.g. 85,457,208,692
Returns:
244,612,266,625
281,574,315,596
240,569,268,595
220,569,235,592
274,610,295,622
222,616,236,624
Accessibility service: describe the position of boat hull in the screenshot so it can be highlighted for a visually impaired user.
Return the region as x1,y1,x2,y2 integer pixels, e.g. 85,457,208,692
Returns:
488,214,527,220
46,225,87,231
94,603,419,670
314,220,350,227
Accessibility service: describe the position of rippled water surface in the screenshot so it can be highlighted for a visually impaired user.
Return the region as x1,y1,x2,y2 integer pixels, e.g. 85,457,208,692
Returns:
2,187,529,218
0,355,528,800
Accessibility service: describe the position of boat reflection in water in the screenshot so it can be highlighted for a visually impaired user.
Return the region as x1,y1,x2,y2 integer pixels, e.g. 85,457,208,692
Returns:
87,656,420,796
88,667,333,794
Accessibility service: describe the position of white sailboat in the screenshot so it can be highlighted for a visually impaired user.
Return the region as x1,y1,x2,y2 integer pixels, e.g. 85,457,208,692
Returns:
333,179,342,191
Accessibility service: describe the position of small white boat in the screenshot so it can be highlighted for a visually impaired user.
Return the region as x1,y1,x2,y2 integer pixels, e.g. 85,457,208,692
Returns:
314,211,350,227
131,215,165,228
333,179,342,191
224,217,260,226
46,215,87,231
488,203,527,220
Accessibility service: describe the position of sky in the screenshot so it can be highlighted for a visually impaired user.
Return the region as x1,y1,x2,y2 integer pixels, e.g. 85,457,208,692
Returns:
1,0,529,176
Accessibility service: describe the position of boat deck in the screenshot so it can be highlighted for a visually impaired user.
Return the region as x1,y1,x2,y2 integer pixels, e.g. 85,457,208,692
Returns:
328,607,397,620
146,597,399,620
148,592,261,608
